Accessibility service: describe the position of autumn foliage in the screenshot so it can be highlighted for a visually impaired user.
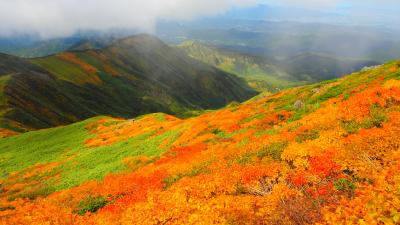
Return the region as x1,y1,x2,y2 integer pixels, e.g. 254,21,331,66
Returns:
1,62,400,224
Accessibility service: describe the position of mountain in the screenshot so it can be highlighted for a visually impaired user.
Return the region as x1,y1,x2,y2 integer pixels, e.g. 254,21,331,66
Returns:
0,32,125,58
280,52,380,81
0,61,399,224
178,40,301,92
0,34,256,132
178,41,378,91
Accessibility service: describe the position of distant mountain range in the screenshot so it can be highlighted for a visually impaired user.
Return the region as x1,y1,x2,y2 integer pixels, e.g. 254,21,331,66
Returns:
0,34,256,132
178,41,378,92
158,19,400,62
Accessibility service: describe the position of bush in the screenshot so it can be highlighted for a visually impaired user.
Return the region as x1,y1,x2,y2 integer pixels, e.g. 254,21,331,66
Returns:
341,121,362,134
76,195,108,215
0,205,16,211
363,105,388,129
163,164,210,189
295,130,319,143
334,178,356,192
257,141,289,161
341,105,388,134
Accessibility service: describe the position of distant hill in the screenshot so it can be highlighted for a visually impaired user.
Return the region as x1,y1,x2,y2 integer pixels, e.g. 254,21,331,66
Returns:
177,41,300,92
178,41,378,91
0,34,118,58
280,52,380,81
159,19,400,62
0,34,256,132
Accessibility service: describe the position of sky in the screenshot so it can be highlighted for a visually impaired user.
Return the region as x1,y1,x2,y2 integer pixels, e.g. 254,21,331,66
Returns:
0,0,399,38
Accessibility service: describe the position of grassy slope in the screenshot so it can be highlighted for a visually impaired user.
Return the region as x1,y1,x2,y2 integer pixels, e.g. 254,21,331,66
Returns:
1,61,398,191
0,114,182,194
178,41,302,92
1,61,399,224
32,56,100,85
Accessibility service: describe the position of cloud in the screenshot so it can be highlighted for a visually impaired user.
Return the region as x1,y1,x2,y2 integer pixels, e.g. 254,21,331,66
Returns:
1,0,398,38
275,0,341,8
0,0,258,38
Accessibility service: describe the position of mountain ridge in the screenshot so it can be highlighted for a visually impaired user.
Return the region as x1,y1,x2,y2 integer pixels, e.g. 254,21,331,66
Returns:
0,34,256,132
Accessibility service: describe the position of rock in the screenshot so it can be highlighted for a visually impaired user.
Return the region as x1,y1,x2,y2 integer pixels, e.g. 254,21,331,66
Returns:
294,100,305,109
311,88,320,93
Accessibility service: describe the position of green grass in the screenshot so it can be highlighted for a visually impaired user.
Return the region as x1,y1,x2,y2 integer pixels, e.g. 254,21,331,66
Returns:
0,117,96,176
54,127,181,190
256,141,289,161
76,195,109,215
31,56,97,84
240,113,265,124
0,116,182,192
236,141,289,164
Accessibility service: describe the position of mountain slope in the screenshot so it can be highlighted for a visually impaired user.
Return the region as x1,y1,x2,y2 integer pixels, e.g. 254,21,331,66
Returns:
281,52,380,81
178,41,300,92
0,35,256,132
178,41,378,92
0,61,399,224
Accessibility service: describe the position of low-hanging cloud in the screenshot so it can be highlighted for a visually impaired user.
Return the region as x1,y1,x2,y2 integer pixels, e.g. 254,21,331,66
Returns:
1,0,399,38
0,0,258,38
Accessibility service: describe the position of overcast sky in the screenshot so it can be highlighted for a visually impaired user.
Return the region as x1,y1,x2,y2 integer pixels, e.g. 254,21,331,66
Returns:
0,0,399,38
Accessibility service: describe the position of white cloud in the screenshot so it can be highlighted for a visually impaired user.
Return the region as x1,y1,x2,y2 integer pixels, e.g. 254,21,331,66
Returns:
0,0,258,37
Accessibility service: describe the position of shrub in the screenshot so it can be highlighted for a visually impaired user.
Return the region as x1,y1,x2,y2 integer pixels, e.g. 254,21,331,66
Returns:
0,205,16,211
341,121,362,134
363,105,388,129
295,130,319,143
334,178,356,192
272,196,322,225
76,195,108,215
341,105,388,134
257,141,289,161
163,164,210,189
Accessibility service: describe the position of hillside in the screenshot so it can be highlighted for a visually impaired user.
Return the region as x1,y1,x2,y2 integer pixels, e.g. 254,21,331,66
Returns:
178,41,302,92
281,52,380,81
0,61,399,224
178,41,378,92
0,34,256,132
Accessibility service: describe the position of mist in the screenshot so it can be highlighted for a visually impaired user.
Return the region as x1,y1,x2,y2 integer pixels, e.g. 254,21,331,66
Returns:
0,0,257,38
1,0,399,38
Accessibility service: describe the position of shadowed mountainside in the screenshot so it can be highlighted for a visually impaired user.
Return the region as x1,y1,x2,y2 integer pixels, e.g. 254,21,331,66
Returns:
0,34,256,132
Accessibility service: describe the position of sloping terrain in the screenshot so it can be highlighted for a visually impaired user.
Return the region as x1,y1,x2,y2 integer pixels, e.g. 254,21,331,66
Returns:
178,41,299,92
178,41,378,92
0,35,256,132
281,52,379,81
0,35,116,58
0,61,399,224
